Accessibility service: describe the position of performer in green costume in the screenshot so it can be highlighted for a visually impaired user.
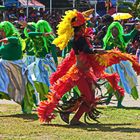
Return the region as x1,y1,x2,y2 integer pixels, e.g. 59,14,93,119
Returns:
0,21,37,113
103,21,139,107
26,20,58,100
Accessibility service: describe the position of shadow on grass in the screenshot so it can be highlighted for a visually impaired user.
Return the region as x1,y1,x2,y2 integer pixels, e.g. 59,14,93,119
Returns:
102,106,140,110
121,106,140,110
42,123,140,133
0,113,38,121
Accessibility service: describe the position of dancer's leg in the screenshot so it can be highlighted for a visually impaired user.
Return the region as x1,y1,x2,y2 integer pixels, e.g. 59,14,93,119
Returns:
70,78,95,124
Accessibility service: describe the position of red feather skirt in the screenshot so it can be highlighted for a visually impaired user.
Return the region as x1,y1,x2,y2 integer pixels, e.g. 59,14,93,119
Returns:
38,49,140,123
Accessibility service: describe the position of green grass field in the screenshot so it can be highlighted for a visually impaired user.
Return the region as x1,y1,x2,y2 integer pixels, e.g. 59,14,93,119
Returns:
0,104,140,140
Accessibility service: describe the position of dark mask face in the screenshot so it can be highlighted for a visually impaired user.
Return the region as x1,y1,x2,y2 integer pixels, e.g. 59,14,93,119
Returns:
37,29,40,32
74,23,86,35
0,30,6,38
112,27,119,38
27,28,31,33
80,24,86,32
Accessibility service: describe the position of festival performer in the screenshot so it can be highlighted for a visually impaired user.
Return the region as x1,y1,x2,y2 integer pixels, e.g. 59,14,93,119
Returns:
61,9,95,58
26,20,58,100
37,10,140,125
60,9,95,104
103,21,140,107
0,21,37,113
22,22,36,66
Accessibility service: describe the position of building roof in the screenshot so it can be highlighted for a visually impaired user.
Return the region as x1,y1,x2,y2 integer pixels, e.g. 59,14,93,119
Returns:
19,0,45,8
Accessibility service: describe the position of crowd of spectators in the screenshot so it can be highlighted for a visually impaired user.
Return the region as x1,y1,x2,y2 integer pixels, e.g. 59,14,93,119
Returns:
0,6,139,55
0,7,63,33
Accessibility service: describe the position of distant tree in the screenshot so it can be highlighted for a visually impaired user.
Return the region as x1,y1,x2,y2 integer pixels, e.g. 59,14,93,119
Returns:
118,0,140,18
105,0,112,13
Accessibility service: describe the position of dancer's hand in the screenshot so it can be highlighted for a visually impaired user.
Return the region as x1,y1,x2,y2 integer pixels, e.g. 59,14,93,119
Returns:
94,48,107,54
0,38,8,44
43,32,54,37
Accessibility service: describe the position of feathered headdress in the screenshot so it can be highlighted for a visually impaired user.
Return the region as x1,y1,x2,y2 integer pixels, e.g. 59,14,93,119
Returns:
24,22,36,37
0,21,19,37
103,22,127,49
36,20,55,51
53,10,86,50
0,21,26,51
82,9,94,20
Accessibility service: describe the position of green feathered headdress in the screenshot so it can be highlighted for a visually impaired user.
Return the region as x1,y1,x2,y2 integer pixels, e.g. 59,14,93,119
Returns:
0,21,26,51
36,20,52,33
0,21,19,37
24,22,36,37
36,20,55,51
103,22,127,49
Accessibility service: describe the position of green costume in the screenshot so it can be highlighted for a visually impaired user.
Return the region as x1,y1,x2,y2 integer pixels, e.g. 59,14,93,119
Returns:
25,20,57,101
103,22,138,107
103,22,138,51
0,37,22,60
23,22,36,56
0,21,36,113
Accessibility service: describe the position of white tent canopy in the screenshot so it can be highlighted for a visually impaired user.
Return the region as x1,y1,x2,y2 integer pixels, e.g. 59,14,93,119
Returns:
18,0,45,9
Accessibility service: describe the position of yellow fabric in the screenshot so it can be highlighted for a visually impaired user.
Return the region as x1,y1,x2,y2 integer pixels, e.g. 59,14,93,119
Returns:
112,13,132,20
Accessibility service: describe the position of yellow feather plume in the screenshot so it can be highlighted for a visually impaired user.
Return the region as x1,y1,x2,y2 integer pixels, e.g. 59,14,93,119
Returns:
53,10,78,50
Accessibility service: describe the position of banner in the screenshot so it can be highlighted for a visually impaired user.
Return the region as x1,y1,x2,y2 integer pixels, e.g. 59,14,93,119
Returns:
4,0,19,7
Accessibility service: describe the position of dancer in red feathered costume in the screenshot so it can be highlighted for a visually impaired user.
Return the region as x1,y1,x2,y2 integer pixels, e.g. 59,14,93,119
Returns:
38,10,140,125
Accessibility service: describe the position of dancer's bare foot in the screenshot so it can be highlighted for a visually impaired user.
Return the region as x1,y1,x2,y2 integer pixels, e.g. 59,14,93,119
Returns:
117,104,125,108
69,118,87,126
60,112,70,124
